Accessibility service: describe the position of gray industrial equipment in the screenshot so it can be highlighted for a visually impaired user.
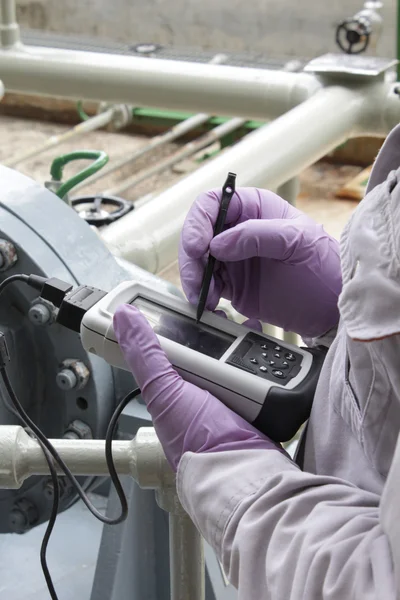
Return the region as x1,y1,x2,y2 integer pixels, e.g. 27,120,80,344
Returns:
0,165,236,600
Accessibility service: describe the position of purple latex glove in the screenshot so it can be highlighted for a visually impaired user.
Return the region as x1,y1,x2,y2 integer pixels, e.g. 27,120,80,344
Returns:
113,304,278,471
179,187,342,338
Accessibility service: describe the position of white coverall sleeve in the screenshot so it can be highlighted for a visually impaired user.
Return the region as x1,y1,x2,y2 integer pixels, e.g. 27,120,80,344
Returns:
177,449,396,600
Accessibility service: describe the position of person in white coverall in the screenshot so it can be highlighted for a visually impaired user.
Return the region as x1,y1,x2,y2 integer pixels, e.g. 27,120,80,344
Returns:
113,125,400,599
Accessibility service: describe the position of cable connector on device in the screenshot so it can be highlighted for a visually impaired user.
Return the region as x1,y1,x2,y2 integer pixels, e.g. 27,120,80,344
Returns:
56,285,107,333
39,278,74,308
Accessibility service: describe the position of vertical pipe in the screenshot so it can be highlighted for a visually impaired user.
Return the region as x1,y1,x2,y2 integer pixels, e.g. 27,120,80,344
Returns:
277,177,301,345
397,0,400,80
169,512,205,600
0,0,20,47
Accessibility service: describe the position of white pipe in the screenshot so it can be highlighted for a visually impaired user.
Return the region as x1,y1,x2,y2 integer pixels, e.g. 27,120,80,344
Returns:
0,426,138,488
75,112,211,192
101,85,365,272
105,117,245,196
169,512,205,600
0,45,321,120
0,0,20,47
3,108,115,168
74,55,228,192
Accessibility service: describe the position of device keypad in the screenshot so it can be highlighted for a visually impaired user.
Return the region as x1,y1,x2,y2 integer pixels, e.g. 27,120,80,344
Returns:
226,332,303,386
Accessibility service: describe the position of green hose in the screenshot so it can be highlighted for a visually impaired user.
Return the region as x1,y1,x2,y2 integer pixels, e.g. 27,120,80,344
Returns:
76,100,91,122
50,150,109,199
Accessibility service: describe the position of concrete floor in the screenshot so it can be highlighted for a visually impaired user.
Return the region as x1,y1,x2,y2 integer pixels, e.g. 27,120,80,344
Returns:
0,114,361,287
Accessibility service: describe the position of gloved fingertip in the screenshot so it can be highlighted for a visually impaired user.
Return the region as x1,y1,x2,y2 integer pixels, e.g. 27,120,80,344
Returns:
113,304,150,340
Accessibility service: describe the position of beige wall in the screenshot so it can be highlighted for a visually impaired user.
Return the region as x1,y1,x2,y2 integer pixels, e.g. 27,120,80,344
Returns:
16,0,396,60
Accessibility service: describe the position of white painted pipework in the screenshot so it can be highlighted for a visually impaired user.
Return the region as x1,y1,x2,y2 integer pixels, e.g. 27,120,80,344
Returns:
0,0,20,47
101,85,367,272
0,426,138,488
0,45,321,120
105,117,246,196
4,108,116,168
0,425,204,600
74,54,227,192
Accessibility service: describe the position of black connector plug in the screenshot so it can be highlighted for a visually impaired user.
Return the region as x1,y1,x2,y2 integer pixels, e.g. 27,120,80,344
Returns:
57,285,106,333
40,278,74,308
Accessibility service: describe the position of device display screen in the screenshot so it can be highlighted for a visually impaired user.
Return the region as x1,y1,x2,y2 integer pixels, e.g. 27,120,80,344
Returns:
131,296,236,360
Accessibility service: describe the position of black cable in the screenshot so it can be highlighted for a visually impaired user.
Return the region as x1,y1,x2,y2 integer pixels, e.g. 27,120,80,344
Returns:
35,437,60,600
1,367,140,599
0,273,136,524
0,273,141,600
1,366,138,524
0,273,29,295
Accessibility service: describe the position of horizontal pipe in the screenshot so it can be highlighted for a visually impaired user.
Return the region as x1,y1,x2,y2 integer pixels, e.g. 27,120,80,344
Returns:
0,45,321,120
4,108,115,167
102,85,365,272
75,54,228,192
106,117,245,195
0,426,137,488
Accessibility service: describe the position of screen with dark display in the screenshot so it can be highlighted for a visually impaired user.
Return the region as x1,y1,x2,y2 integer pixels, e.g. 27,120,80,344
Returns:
131,297,236,360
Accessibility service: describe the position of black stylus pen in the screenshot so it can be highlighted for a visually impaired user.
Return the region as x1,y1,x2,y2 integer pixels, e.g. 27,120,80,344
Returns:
196,172,237,323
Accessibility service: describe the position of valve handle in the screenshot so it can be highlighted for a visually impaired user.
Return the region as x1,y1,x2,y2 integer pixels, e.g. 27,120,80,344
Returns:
335,18,371,54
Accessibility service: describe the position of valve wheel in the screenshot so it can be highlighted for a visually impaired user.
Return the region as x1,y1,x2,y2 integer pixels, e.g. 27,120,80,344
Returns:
335,19,370,55
70,195,134,226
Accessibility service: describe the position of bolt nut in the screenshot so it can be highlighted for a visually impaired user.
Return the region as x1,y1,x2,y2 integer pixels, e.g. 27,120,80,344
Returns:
28,302,52,326
56,359,90,391
56,368,78,391
9,498,38,533
64,419,92,440
0,239,17,272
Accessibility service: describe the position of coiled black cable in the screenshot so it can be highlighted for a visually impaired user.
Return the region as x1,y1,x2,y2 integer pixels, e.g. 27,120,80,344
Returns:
0,273,141,599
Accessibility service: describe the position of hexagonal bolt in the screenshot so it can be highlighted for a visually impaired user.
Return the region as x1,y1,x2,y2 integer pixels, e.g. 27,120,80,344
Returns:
63,419,92,440
9,498,38,533
0,239,18,272
57,358,90,390
28,302,52,326
56,368,78,391
56,360,90,391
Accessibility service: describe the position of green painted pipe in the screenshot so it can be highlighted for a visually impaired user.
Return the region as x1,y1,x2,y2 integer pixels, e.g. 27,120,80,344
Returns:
76,101,264,131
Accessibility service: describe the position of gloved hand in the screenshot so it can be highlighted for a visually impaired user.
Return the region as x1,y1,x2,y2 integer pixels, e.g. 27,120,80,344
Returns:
113,304,279,471
179,187,342,339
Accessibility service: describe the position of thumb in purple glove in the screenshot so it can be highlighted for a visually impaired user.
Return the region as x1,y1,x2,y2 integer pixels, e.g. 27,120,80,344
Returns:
113,304,279,471
179,187,342,339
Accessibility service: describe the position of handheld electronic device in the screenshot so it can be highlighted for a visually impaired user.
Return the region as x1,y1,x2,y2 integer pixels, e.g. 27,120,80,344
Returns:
79,281,325,442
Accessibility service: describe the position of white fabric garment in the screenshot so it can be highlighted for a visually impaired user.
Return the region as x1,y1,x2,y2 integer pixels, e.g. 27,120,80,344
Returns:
177,126,400,599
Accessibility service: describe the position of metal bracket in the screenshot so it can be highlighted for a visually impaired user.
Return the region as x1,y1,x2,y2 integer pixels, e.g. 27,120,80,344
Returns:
304,53,398,78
